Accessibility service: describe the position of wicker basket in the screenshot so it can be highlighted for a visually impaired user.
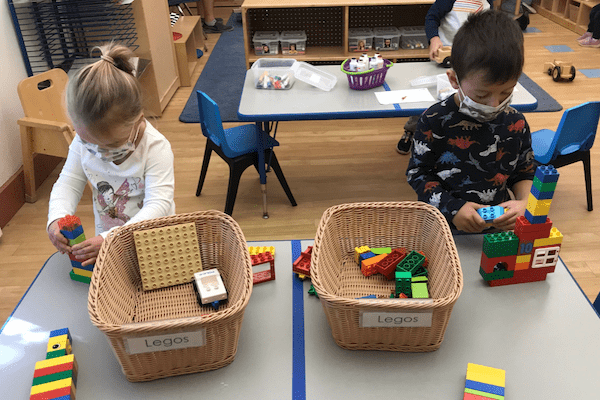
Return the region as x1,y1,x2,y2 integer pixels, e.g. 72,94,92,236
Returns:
341,58,393,90
311,202,463,352
88,211,253,382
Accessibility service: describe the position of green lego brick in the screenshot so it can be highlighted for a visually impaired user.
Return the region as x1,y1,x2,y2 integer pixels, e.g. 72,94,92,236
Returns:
411,282,429,298
532,176,557,193
479,267,514,282
396,250,425,273
69,270,91,284
412,265,428,277
308,285,319,298
68,232,86,246
464,388,504,400
32,370,75,386
371,247,391,255
482,231,519,258
411,276,428,282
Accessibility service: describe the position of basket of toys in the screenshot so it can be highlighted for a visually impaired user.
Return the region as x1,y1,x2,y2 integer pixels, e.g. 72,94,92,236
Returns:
341,58,393,90
88,210,253,382
310,201,463,352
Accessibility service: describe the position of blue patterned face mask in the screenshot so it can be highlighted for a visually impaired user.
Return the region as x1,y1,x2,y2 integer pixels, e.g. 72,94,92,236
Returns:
457,79,513,122
81,124,140,163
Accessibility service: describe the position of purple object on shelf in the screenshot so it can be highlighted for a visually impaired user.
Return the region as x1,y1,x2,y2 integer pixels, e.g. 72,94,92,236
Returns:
341,58,393,90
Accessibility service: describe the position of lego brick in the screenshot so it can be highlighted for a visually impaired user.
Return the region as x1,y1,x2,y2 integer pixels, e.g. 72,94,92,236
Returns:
371,247,391,255
134,222,202,291
524,209,549,224
463,392,497,400
395,271,412,297
361,253,387,277
530,184,554,200
480,253,517,274
293,247,312,277
479,267,514,281
71,267,93,278
533,228,563,247
359,251,377,264
248,246,275,256
253,270,275,285
252,251,275,284
67,232,86,246
32,369,75,387
354,246,371,264
514,261,530,271
532,176,557,192
59,224,84,241
375,248,407,280
531,245,561,269
465,379,505,396
34,360,76,379
46,335,71,359
477,206,505,223
487,266,554,286
396,250,425,273
516,254,531,264
526,193,552,216
466,363,506,387
29,377,74,395
30,383,75,400
515,216,552,241
69,270,91,284
250,251,274,266
34,355,76,370
464,388,504,400
482,232,519,258
49,328,71,340
194,269,227,304
411,280,429,298
417,250,429,267
534,165,559,183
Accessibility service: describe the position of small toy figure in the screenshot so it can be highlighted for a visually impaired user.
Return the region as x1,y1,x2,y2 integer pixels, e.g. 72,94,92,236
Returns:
544,60,576,82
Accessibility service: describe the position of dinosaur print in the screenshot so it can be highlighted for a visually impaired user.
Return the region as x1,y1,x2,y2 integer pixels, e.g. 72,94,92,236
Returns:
412,140,430,156
438,151,461,165
487,123,501,133
437,168,461,180
480,135,500,157
439,112,454,126
449,121,482,130
424,181,440,192
466,153,487,172
448,136,478,150
508,119,525,133
466,188,497,203
496,147,508,161
429,192,442,208
421,130,434,142
486,173,509,186
426,112,438,118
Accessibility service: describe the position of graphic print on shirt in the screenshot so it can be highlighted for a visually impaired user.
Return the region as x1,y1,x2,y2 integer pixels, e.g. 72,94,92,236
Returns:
452,0,485,13
95,178,143,232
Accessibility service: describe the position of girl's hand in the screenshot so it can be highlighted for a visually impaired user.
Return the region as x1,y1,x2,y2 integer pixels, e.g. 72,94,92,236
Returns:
71,235,104,267
452,202,488,233
493,200,527,231
47,220,71,254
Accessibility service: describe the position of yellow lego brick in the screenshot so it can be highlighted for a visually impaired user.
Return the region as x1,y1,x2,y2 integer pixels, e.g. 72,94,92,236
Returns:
354,246,371,264
516,254,531,264
466,363,505,387
46,335,71,356
515,261,530,271
533,228,563,247
30,377,73,395
526,194,552,216
134,222,202,291
35,354,75,370
248,246,275,256
71,267,93,278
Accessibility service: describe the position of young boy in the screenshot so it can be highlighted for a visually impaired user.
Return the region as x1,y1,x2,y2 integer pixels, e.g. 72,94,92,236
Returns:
406,10,536,233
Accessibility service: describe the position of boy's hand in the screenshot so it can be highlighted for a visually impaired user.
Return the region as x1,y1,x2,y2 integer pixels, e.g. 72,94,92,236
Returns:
429,36,443,60
452,202,488,233
493,199,527,231
71,235,104,267
47,219,71,254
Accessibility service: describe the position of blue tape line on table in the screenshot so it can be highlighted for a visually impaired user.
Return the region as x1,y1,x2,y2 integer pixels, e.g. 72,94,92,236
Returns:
292,240,306,400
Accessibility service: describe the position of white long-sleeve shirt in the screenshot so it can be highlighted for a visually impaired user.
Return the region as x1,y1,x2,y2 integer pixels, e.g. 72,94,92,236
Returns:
47,120,175,238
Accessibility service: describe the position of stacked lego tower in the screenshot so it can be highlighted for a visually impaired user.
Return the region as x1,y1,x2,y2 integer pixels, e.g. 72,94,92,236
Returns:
30,328,78,399
248,246,276,284
480,165,563,286
464,363,505,400
58,215,93,284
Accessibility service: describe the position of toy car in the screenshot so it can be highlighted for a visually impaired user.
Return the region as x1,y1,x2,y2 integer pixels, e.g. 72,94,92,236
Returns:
544,60,576,82
434,46,452,68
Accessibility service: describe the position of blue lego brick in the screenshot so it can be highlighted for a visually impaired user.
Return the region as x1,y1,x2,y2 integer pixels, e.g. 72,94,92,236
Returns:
477,206,505,223
69,259,83,270
356,295,377,299
525,209,549,224
359,251,377,263
530,184,555,200
49,328,72,343
465,379,505,396
59,225,84,240
534,165,559,183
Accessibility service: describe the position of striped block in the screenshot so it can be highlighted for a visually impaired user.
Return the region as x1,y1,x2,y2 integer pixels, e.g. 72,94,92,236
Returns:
466,363,505,388
464,388,504,400
30,377,75,398
463,392,497,400
465,379,505,396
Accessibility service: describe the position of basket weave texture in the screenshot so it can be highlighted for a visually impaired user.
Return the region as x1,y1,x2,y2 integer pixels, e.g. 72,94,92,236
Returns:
341,58,393,90
88,211,253,382
311,202,463,352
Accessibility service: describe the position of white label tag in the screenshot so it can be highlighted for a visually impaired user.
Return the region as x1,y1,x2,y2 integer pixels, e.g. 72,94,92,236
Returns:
361,311,433,327
124,329,206,354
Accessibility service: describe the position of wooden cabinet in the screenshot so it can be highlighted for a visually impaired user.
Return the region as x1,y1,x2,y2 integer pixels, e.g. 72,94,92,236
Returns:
534,0,600,34
241,0,434,68
172,16,207,87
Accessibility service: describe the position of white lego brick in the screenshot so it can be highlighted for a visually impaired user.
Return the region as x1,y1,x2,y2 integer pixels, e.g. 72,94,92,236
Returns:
194,269,227,304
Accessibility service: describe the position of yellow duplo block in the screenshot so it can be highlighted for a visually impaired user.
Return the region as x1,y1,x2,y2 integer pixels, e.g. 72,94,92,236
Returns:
466,363,505,387
526,193,552,216
354,246,371,264
71,267,93,278
35,354,75,370
46,335,71,355
248,246,275,256
30,377,73,395
534,228,563,247
516,254,531,264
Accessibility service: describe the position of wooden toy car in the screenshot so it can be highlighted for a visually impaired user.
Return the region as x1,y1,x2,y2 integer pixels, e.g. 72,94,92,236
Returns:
434,46,452,68
544,60,576,82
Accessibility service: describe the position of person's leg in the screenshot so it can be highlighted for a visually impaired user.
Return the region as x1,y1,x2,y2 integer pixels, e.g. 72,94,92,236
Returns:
201,0,233,33
396,115,419,155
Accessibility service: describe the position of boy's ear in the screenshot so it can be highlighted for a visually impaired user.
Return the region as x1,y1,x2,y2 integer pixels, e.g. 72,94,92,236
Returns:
447,69,459,89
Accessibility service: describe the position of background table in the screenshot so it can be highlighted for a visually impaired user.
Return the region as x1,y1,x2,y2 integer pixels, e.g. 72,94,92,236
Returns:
1,237,599,399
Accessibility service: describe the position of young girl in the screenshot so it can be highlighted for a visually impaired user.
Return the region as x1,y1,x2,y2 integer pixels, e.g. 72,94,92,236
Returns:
47,42,175,266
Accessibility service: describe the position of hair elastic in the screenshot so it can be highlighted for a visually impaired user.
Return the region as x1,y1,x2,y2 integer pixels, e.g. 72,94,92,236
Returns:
100,54,116,67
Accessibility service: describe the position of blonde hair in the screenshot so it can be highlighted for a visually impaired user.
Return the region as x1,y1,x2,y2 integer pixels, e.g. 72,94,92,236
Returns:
67,42,143,135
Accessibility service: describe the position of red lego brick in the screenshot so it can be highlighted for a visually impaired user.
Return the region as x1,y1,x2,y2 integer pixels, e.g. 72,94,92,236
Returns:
463,392,497,400
514,216,552,242
375,248,407,280
250,251,275,284
361,254,387,277
57,215,81,231
487,266,555,287
293,246,313,277
417,250,429,267
480,253,517,273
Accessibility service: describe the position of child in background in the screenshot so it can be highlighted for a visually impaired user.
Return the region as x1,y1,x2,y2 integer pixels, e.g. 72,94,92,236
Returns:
406,10,536,233
577,4,600,47
47,42,175,266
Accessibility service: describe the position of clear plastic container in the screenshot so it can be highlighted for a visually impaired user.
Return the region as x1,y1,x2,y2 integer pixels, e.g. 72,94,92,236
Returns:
292,62,337,91
399,26,428,49
253,31,280,55
251,58,296,90
348,28,373,52
280,31,307,55
373,27,401,51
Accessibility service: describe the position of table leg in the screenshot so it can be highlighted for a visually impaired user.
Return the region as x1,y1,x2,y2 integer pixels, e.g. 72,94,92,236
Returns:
257,122,269,219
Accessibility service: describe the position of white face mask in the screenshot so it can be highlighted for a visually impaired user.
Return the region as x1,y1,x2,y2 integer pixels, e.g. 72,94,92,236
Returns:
457,79,513,123
81,124,140,163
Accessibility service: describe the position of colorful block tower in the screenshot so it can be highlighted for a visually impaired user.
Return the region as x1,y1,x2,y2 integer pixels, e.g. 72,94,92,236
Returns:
480,165,563,286
58,215,93,284
464,363,505,400
30,328,78,400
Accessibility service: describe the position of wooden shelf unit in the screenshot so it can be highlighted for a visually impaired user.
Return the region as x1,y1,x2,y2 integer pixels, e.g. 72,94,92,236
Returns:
534,0,600,34
241,0,434,68
172,16,206,87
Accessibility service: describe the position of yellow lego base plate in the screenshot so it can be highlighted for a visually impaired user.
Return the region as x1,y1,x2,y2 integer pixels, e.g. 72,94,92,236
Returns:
134,222,202,291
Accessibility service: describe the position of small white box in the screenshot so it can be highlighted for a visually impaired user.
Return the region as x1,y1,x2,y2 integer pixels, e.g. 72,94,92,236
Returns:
194,269,227,304
292,62,337,92
253,31,280,55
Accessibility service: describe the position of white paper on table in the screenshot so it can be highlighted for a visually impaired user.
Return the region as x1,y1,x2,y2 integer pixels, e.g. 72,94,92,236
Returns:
375,88,435,105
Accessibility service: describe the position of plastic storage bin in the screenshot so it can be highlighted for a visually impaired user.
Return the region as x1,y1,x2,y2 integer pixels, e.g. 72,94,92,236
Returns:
251,58,296,89
280,30,307,55
311,201,463,352
400,26,428,49
373,27,401,51
348,28,373,52
88,211,254,382
291,61,337,91
253,31,280,55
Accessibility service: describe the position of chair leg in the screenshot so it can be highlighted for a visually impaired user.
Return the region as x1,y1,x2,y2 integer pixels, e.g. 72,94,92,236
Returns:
196,141,213,197
267,150,297,207
582,150,593,211
20,126,37,203
224,161,246,216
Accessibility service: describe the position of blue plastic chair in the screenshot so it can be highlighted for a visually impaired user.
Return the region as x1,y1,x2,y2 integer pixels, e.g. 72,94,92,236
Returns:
531,101,600,211
195,91,297,216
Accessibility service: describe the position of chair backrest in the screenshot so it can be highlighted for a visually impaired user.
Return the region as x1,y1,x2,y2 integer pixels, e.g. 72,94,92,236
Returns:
17,68,71,125
551,101,600,158
197,90,237,158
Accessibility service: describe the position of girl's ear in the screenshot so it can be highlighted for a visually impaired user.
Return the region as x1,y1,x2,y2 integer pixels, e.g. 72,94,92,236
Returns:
447,69,459,89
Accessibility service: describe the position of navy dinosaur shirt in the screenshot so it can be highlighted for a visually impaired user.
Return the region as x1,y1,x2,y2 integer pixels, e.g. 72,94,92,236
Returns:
406,94,536,228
